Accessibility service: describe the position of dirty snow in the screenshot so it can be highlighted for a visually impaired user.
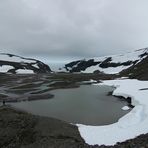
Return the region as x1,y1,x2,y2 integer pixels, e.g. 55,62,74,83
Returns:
77,79,148,146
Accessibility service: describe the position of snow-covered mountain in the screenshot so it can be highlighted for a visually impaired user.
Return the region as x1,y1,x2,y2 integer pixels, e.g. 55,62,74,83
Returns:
0,53,51,74
63,48,148,75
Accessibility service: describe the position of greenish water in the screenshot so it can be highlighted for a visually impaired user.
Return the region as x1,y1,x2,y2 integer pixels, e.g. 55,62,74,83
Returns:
12,85,130,125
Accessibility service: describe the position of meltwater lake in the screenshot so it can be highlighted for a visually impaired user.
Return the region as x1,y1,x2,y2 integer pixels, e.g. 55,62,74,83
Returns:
12,85,130,125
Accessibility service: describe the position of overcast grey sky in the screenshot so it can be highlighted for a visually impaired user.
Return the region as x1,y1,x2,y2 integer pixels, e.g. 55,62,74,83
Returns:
0,0,148,59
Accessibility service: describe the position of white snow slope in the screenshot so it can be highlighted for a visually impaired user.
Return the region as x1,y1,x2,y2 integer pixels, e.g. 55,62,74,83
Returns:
86,48,148,74
77,79,148,146
65,48,148,74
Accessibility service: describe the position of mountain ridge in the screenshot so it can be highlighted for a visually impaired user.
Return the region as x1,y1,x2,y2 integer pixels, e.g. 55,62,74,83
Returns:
1,48,148,80
0,53,51,74
62,48,148,76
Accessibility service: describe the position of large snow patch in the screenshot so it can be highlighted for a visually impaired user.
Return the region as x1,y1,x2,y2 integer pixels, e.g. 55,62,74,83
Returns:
77,79,148,146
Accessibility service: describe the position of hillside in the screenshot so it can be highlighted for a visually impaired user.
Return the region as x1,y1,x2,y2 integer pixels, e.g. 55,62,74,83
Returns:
120,56,148,80
0,53,51,74
63,48,148,76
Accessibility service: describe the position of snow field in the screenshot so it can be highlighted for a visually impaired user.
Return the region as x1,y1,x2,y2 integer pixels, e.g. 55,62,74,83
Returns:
77,79,148,146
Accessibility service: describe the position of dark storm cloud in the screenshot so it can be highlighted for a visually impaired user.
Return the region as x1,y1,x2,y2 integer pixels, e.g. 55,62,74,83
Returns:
0,0,148,58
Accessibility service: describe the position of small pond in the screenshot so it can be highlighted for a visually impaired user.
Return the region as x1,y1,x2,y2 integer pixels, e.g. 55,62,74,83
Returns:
11,85,131,125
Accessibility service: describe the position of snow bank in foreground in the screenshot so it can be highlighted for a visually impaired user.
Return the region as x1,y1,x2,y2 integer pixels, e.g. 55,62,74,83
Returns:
77,79,148,146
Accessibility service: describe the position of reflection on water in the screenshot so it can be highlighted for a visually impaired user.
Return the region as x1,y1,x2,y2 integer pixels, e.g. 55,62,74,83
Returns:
12,85,130,125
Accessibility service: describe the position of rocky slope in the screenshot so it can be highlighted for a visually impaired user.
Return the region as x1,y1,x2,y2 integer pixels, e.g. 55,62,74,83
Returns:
0,53,51,74
0,106,87,148
120,56,148,80
63,48,148,75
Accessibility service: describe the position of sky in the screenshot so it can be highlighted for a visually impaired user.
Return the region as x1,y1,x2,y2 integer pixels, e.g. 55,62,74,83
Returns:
0,0,148,61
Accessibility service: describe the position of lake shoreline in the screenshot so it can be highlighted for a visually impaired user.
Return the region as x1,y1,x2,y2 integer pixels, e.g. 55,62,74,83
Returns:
1,105,148,148
11,85,129,126
0,105,88,148
0,73,148,147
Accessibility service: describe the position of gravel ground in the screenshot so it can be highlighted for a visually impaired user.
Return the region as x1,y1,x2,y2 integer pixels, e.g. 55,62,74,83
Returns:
0,106,88,148
0,106,148,148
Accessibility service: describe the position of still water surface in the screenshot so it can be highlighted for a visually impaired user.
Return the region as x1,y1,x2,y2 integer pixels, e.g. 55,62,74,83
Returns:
12,85,130,125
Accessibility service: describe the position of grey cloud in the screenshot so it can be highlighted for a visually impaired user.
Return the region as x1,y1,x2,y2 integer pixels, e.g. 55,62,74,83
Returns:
0,0,148,58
